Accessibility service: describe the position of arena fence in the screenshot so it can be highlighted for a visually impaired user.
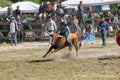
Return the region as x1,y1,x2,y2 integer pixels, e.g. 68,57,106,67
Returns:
0,9,120,41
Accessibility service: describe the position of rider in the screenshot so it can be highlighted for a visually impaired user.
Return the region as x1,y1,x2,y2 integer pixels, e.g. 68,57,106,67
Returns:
57,22,73,46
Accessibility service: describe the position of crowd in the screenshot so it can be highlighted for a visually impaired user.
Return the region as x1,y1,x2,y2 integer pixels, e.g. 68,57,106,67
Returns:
0,1,120,48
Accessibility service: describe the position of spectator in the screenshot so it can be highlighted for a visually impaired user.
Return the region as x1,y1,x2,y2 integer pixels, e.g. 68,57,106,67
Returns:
78,1,85,26
52,1,58,22
103,12,112,23
14,6,21,18
6,12,13,22
70,15,81,34
113,12,120,37
45,16,57,45
45,1,53,16
53,1,58,14
56,1,64,16
87,6,94,26
9,17,19,46
16,16,23,42
98,15,109,47
39,1,46,23
82,21,95,42
60,14,67,25
22,17,28,23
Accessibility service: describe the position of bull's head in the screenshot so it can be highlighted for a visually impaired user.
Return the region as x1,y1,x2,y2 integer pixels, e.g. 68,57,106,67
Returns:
49,33,63,46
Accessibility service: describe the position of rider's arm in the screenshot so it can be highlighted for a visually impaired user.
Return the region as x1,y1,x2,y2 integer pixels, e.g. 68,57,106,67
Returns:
65,26,70,36
56,26,60,34
53,21,57,32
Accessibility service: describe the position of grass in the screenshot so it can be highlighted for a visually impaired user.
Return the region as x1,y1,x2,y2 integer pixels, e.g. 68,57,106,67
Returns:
0,54,120,80
0,38,120,80
0,0,13,7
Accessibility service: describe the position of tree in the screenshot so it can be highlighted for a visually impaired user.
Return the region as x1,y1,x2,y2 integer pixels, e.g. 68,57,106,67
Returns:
10,0,23,3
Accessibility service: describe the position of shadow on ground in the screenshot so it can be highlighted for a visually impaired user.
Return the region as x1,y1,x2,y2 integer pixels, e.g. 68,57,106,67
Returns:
28,59,54,63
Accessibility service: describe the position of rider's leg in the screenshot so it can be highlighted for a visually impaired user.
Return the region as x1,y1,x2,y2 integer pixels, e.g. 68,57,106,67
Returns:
66,35,73,46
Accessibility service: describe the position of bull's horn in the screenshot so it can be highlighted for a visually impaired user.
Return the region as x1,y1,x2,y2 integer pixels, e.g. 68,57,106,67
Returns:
59,35,63,38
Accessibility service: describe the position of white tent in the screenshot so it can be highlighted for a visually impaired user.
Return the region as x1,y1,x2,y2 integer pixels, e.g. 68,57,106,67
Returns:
62,0,120,6
0,1,39,14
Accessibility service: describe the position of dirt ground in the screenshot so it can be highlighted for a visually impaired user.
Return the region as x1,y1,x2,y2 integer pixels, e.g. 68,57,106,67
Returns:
0,37,120,80
0,37,119,59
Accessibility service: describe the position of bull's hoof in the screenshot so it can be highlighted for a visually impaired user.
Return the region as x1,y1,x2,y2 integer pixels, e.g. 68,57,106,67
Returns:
79,42,82,48
42,55,46,58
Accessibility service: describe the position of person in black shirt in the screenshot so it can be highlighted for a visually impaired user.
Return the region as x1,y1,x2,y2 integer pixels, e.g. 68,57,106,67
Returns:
14,6,21,18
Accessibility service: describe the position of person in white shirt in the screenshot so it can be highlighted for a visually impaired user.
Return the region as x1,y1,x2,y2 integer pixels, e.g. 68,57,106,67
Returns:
9,17,19,46
113,13,120,36
45,16,57,45
53,1,58,12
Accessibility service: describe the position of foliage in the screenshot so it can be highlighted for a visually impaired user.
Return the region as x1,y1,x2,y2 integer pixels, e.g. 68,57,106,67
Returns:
10,0,23,3
23,0,40,4
0,0,13,7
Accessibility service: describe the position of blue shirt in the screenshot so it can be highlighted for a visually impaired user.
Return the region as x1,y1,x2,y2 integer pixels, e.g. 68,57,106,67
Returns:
98,21,109,34
6,14,13,20
39,5,45,13
57,26,71,37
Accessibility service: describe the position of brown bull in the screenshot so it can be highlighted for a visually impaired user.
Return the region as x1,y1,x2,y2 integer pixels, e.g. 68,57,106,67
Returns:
43,32,81,58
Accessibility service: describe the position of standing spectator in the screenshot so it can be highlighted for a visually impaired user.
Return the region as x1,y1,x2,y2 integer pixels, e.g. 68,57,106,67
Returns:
14,6,21,18
9,17,19,46
78,1,85,27
16,16,23,42
70,15,81,34
60,14,67,25
87,6,94,26
45,16,57,45
98,16,109,47
113,13,120,37
39,1,46,23
52,1,58,22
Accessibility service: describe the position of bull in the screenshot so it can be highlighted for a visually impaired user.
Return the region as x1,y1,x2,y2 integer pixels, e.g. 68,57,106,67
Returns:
43,32,81,58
